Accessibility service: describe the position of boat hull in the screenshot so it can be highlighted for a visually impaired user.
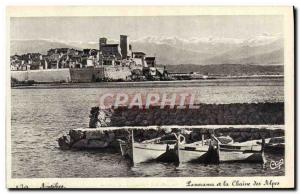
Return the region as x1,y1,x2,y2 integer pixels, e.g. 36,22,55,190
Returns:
218,144,264,163
132,143,173,163
178,144,210,163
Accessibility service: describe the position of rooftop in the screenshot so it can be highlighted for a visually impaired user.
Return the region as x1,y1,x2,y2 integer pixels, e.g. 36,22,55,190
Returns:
102,44,119,47
133,52,146,55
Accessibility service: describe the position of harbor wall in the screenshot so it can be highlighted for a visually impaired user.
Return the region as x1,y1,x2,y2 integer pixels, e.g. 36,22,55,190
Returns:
70,67,131,82
11,69,71,83
69,68,105,82
90,102,284,127
104,66,132,81
11,66,131,83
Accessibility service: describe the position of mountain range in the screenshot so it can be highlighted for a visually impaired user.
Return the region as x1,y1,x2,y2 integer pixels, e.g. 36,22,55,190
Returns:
10,34,283,66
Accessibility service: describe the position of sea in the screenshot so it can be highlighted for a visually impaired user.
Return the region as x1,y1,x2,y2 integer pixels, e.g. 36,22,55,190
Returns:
10,78,285,178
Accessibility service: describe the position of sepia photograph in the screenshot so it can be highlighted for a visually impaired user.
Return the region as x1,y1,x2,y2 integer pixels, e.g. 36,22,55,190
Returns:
6,6,294,189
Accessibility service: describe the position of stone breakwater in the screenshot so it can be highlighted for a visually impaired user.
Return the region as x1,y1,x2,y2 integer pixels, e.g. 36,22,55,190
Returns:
89,103,284,127
58,125,284,150
58,102,284,150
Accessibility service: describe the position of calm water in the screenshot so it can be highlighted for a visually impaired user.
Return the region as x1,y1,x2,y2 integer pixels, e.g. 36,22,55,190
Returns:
11,79,284,178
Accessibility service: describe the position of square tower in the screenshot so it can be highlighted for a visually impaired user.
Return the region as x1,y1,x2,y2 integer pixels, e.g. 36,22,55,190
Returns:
120,35,128,59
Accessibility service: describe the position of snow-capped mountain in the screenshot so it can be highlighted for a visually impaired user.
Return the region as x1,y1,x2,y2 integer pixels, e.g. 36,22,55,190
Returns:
10,34,283,65
129,35,283,65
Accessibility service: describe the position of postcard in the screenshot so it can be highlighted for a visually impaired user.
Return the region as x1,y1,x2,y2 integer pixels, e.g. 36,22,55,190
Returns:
6,6,294,189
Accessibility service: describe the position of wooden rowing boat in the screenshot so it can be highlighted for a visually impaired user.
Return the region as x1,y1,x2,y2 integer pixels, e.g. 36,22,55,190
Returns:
118,131,177,164
211,135,265,163
176,134,213,163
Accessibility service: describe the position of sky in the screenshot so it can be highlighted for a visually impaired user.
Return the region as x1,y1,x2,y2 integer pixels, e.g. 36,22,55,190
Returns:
10,15,283,42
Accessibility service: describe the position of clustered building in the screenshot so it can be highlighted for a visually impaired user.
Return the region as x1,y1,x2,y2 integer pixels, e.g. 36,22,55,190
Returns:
10,35,157,71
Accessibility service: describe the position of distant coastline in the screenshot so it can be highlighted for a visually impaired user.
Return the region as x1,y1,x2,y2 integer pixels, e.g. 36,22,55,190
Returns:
11,76,284,89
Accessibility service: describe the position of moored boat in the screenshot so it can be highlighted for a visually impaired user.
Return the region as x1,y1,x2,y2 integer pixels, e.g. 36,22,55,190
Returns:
211,135,265,163
264,136,284,154
118,130,178,164
176,134,213,163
